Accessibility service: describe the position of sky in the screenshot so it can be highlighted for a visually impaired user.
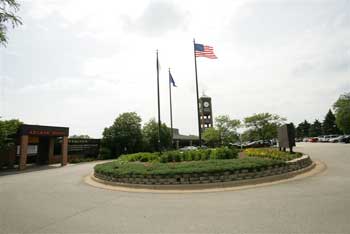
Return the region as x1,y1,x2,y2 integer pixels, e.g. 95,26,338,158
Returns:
0,0,349,138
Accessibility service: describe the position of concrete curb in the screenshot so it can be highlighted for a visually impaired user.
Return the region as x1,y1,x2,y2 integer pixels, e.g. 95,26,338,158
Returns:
84,160,326,194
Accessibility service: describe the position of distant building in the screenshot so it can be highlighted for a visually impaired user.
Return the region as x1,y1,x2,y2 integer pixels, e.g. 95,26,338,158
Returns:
172,128,199,148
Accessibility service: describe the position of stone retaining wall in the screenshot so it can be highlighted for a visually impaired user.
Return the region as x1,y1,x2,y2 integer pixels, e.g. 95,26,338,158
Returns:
94,155,312,186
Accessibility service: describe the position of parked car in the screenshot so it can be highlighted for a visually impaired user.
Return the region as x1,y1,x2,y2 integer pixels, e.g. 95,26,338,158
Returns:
340,135,350,143
179,146,198,151
244,140,270,148
329,135,345,143
303,138,309,142
325,135,340,142
308,137,318,143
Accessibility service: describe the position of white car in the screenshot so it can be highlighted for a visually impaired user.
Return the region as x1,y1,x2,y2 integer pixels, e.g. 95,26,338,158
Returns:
319,135,339,142
329,135,345,143
179,146,198,151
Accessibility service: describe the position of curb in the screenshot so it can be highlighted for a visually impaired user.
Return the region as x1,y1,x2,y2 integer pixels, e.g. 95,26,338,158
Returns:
84,160,326,194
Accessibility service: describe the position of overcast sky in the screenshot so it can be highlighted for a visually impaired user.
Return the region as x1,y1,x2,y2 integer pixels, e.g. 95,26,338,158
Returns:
0,0,349,137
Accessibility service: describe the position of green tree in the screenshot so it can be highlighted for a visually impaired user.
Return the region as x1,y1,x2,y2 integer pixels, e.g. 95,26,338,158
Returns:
309,119,322,137
100,112,143,159
202,127,220,147
333,93,350,134
296,120,311,138
0,118,22,150
142,119,171,152
244,113,286,140
241,129,258,142
0,0,22,46
215,115,241,145
322,109,340,135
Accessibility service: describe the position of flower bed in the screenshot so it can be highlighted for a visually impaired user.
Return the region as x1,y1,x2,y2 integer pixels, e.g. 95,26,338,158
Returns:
95,158,284,177
93,148,312,186
244,148,302,161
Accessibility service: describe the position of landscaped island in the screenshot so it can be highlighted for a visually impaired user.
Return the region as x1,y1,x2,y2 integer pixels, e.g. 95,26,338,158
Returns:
94,148,312,186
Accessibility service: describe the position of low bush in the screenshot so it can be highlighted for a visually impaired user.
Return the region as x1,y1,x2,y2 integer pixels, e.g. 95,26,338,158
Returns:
118,152,159,162
122,147,239,163
94,157,285,177
244,148,302,161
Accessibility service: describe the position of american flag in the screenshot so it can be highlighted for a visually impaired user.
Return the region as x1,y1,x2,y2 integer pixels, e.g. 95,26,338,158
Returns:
195,43,217,59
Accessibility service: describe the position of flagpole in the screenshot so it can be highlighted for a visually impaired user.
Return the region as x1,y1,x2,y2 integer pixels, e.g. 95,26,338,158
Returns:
193,39,202,147
168,68,174,148
156,50,162,153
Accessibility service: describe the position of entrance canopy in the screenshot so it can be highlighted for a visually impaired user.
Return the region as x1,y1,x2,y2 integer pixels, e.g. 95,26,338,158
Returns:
17,124,69,170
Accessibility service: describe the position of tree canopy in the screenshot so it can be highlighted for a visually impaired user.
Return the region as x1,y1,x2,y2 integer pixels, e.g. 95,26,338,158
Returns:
202,127,220,147
322,109,340,135
100,112,143,158
215,115,241,145
296,120,311,138
309,119,322,137
0,0,22,46
0,118,22,150
243,113,286,141
333,93,350,134
142,118,171,152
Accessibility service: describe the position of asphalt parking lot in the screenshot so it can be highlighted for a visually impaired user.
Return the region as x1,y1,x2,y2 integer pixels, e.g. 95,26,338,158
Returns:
0,143,349,234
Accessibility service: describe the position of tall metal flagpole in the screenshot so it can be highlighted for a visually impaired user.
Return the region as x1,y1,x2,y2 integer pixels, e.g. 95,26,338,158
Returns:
168,68,174,148
193,39,202,147
156,50,162,153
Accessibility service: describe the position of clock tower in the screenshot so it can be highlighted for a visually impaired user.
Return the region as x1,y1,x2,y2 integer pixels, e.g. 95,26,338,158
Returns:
199,95,213,132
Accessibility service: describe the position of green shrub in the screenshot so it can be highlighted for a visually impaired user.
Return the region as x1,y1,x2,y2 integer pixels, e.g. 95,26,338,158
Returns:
115,147,238,164
99,147,112,159
182,151,192,161
159,154,168,163
210,147,238,160
118,152,159,162
94,157,285,177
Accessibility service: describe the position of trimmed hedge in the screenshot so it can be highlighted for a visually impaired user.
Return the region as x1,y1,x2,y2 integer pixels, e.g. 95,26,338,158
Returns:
244,148,302,161
94,158,285,177
118,147,239,163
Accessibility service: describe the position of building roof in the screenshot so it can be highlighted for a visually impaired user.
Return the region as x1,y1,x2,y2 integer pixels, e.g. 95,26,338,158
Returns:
172,128,198,141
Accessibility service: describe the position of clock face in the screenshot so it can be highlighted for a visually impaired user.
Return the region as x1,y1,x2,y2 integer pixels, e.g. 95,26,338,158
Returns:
204,101,210,108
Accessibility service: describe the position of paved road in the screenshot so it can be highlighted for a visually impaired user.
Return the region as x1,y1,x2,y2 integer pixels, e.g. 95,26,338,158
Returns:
1,143,349,234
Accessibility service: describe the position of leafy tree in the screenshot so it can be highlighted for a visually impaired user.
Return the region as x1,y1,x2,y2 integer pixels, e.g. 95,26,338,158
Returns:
142,118,171,152
241,129,258,142
100,112,143,159
244,113,286,140
333,93,350,134
202,127,220,147
0,118,22,150
322,109,340,135
296,120,311,138
0,0,22,46
215,115,241,145
69,134,91,139
309,119,322,137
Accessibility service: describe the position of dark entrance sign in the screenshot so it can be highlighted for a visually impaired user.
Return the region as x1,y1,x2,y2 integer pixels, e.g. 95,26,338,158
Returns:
278,124,296,152
18,124,69,137
67,138,100,158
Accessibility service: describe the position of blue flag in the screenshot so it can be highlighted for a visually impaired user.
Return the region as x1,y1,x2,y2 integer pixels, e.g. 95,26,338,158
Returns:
169,71,177,87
